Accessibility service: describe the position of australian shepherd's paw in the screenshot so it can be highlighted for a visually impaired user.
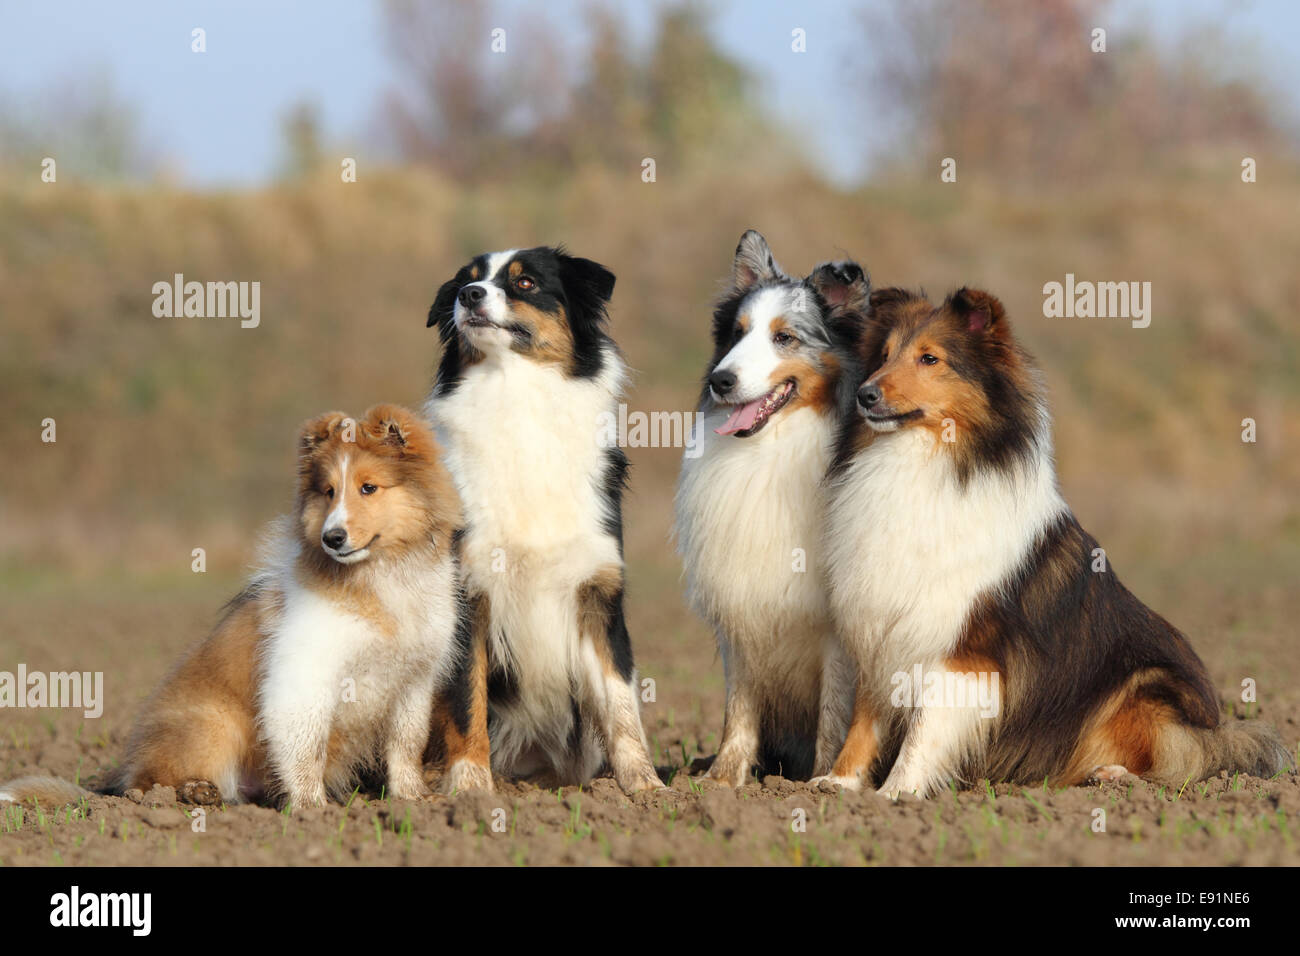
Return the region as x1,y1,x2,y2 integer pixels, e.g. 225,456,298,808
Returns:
438,759,495,795
809,774,862,793
387,769,433,801
704,759,753,789
614,758,667,793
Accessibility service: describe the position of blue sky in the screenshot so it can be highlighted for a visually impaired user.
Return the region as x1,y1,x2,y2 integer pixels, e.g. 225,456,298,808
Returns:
0,0,1295,186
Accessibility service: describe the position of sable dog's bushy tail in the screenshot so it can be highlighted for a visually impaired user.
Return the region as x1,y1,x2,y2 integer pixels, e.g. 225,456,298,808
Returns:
1158,719,1295,784
0,775,99,806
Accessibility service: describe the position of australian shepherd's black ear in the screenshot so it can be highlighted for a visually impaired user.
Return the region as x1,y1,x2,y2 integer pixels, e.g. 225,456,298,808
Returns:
556,251,616,378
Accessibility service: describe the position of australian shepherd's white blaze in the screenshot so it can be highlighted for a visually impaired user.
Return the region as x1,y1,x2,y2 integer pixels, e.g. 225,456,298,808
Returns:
675,230,870,786
424,246,662,794
819,287,1293,798
0,406,463,809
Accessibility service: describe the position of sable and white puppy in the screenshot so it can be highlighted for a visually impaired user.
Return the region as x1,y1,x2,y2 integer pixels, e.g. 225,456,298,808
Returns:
0,406,462,809
424,246,663,794
675,230,869,785
818,287,1293,797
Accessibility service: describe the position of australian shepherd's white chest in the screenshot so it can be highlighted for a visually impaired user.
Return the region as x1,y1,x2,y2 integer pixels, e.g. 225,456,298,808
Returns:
424,246,662,794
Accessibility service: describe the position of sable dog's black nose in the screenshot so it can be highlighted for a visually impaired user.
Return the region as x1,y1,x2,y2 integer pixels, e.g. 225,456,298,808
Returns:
322,528,348,550
858,383,882,408
457,285,486,307
709,369,737,395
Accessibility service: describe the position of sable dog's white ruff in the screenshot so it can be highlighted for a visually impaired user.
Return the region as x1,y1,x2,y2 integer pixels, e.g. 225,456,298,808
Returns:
427,348,645,782
676,404,842,780
825,420,1066,797
253,520,459,806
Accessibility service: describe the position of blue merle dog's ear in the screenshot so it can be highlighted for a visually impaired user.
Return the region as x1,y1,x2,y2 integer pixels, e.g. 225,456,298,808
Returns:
732,229,786,292
808,259,870,315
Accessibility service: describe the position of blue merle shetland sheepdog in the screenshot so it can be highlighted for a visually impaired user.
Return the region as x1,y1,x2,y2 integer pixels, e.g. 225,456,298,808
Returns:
423,246,663,794
817,286,1294,797
675,230,871,786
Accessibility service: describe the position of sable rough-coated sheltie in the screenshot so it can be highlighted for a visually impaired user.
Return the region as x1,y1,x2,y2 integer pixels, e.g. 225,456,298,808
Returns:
424,246,663,794
0,405,463,809
675,230,870,785
818,287,1294,797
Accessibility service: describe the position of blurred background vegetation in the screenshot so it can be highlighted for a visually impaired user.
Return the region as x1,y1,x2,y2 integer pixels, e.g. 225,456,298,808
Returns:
0,0,1296,712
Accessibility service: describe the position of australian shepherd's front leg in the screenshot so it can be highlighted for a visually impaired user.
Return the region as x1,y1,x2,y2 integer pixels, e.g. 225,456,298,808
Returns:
577,568,663,792
434,593,495,794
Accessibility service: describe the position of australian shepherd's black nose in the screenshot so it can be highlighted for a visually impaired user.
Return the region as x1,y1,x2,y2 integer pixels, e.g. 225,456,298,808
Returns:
424,246,663,795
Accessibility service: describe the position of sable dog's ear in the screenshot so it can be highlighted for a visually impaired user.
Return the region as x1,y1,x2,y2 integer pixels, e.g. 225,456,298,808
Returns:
732,229,786,292
298,411,350,457
948,287,1007,335
808,259,870,314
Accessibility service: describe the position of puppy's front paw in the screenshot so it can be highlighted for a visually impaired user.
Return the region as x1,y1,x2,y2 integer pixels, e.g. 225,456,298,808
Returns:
438,759,494,795
177,780,223,806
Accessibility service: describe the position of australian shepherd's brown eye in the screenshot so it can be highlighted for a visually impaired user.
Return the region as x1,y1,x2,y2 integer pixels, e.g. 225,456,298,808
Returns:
515,276,535,291
773,331,796,346
360,483,377,495
920,353,939,366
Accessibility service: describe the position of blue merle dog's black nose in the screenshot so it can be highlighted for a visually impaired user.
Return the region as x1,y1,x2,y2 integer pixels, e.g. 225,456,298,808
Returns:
709,369,738,396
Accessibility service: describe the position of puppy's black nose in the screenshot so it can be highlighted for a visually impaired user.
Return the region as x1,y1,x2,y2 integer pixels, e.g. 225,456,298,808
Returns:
322,528,348,551
709,369,737,396
457,285,486,307
858,383,882,408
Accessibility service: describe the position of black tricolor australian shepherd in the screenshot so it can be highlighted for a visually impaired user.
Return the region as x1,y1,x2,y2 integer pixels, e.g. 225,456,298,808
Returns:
817,286,1293,797
423,246,663,794
675,230,871,785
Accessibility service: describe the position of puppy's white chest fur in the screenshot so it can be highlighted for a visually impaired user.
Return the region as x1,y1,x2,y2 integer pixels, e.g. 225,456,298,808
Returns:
826,428,1065,672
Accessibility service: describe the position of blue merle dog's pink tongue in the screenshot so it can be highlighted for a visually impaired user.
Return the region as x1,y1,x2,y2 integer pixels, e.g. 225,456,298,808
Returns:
714,397,764,436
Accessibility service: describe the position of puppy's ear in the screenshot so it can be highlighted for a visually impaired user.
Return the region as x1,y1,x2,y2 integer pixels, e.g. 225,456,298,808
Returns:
297,412,350,478
948,287,1007,335
732,229,785,292
362,404,435,459
808,259,870,314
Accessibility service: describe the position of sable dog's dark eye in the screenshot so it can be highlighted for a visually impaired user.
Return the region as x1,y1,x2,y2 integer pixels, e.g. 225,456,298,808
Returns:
360,483,377,495
325,487,334,499
515,276,535,290
920,353,939,366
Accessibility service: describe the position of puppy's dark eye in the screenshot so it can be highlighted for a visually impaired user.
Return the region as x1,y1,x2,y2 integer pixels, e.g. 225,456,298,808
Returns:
773,331,796,347
920,353,939,366
360,483,377,495
325,487,334,499
515,276,535,291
